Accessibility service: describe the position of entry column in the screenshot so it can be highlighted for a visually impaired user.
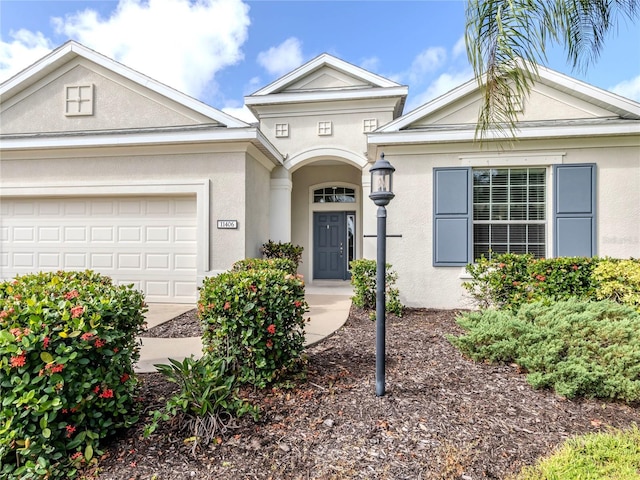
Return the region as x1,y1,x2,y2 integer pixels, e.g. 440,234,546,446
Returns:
269,166,292,242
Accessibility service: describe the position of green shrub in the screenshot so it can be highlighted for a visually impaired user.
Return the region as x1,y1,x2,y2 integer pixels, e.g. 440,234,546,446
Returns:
231,257,297,275
594,258,640,310
514,425,640,480
463,254,596,311
0,270,146,479
349,259,403,317
144,356,258,454
261,240,303,269
199,269,308,388
450,299,640,402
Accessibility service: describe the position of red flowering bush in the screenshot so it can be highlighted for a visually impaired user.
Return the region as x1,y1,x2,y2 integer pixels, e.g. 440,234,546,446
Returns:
0,270,146,479
199,267,308,388
463,253,599,311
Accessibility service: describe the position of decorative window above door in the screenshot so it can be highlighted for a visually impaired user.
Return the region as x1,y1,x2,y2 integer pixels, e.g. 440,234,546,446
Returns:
313,186,355,203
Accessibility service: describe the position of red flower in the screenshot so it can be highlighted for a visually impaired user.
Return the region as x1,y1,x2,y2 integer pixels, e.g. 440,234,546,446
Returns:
294,300,302,308
572,265,579,271
43,336,50,349
536,275,546,282
223,301,231,310
266,339,273,348
70,452,83,461
49,363,64,373
267,324,276,335
64,290,79,300
498,263,506,268
81,332,95,341
100,389,114,399
113,347,119,353
120,373,130,383
93,386,101,394
94,338,105,348
65,425,76,437
71,306,84,318
10,353,26,368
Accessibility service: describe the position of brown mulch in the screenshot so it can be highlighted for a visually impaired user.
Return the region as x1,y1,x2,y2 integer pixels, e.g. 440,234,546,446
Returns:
143,309,201,338
93,307,640,479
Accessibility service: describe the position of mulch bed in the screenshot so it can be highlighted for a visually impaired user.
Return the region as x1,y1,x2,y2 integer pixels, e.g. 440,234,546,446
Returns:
93,307,640,479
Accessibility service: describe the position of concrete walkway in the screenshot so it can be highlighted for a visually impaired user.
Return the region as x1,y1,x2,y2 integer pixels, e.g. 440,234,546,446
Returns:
135,281,352,373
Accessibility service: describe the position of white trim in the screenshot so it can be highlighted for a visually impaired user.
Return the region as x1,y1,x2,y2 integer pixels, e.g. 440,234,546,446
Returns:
460,151,566,167
245,86,408,107
286,147,368,172
0,179,211,274
368,121,640,145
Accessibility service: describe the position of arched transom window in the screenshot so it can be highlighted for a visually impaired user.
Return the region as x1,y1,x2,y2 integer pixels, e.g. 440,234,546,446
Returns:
313,186,356,203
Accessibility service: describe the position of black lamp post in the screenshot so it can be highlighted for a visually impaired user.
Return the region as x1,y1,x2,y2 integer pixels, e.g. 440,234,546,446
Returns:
369,153,395,397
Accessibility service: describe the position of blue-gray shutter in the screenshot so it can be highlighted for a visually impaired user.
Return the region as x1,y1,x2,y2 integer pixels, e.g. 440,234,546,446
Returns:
433,167,472,266
553,164,596,257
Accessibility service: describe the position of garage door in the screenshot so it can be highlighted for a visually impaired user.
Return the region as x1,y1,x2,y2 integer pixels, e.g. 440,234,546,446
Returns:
0,196,198,303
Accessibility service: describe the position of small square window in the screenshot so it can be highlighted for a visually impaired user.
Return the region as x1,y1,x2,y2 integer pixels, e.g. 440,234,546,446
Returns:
363,118,378,132
65,84,94,116
275,123,289,138
318,121,332,136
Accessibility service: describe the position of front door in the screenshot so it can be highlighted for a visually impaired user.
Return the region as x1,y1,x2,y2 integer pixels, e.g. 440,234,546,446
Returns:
313,211,352,280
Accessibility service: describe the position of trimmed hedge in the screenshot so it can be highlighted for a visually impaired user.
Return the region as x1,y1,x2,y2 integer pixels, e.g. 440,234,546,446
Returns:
0,270,146,479
349,259,403,317
463,254,640,311
199,268,308,388
231,258,297,275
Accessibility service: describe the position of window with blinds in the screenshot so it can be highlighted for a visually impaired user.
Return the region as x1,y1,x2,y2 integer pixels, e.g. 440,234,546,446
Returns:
472,168,546,259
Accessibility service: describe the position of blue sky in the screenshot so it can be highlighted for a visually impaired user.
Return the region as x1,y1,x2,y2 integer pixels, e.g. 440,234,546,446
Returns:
1,0,639,122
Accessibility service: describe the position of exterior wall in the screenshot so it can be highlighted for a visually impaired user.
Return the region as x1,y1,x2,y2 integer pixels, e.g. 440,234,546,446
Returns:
0,146,250,278
257,98,399,160
369,136,640,309
291,164,363,281
244,153,271,258
1,62,212,134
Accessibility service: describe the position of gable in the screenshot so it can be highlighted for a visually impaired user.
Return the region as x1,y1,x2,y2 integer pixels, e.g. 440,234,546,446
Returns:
378,64,640,137
1,58,222,135
284,66,372,92
411,82,619,128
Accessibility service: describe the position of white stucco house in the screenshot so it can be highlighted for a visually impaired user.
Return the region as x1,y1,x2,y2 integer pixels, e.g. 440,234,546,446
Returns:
1,41,639,307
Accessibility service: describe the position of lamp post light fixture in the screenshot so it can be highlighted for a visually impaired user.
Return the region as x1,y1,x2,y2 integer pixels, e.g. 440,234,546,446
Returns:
369,153,395,397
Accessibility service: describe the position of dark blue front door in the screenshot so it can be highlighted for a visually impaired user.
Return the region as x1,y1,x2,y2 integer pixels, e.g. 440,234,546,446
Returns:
313,212,347,279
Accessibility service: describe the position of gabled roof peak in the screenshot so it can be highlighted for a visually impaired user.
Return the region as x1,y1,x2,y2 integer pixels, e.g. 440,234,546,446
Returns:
1,40,250,128
250,52,403,97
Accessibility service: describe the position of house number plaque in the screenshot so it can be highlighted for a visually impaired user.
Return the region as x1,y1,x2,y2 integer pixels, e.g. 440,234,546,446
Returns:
217,220,238,229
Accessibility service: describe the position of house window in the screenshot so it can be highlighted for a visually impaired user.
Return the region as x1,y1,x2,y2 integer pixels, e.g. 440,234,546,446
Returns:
275,123,289,138
318,121,332,136
65,84,94,116
313,186,355,203
472,168,546,259
433,164,595,267
363,118,378,132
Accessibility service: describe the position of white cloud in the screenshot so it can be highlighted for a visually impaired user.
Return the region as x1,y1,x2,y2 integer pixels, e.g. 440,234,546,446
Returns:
257,37,303,77
408,47,447,84
222,105,257,123
406,69,473,111
42,0,250,99
0,29,54,81
610,74,640,101
452,35,466,59
360,56,380,73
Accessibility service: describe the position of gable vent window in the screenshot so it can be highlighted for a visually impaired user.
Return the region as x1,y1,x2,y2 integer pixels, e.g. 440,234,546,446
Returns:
314,186,355,203
363,118,378,132
317,121,332,136
65,84,94,116
275,123,289,138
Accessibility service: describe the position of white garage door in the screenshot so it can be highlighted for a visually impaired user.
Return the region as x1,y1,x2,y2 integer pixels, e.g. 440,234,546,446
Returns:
0,196,198,303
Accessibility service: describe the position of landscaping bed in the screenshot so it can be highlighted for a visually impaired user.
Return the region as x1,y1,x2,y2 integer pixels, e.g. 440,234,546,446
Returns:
93,306,640,479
